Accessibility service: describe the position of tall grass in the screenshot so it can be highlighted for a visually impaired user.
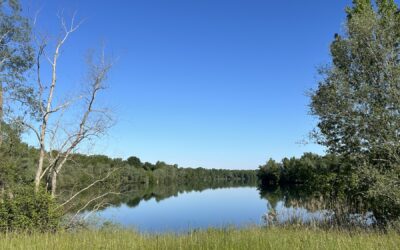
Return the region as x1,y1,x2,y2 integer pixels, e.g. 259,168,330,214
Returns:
0,227,398,250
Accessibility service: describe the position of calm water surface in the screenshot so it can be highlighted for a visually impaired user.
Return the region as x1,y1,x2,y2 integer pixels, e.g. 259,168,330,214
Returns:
90,187,329,233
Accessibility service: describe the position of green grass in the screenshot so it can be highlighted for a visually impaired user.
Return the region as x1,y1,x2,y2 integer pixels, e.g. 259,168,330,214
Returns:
0,227,398,250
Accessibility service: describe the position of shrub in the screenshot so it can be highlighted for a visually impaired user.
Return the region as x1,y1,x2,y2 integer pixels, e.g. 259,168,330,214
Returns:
354,167,400,226
0,186,61,232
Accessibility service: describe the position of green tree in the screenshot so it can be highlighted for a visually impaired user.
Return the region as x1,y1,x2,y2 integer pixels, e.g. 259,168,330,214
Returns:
0,123,21,190
127,156,142,168
311,0,400,168
310,0,400,223
257,159,281,186
0,0,33,145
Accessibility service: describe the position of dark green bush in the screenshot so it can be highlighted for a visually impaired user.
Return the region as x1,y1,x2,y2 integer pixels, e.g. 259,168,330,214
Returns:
0,186,61,232
257,159,281,186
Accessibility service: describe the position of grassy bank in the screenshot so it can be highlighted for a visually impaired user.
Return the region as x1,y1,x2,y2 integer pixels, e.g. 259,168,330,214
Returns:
0,227,399,250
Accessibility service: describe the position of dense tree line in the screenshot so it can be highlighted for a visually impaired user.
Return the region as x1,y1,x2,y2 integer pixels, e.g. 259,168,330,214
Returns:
59,153,257,191
1,125,257,199
257,153,357,197
0,125,257,191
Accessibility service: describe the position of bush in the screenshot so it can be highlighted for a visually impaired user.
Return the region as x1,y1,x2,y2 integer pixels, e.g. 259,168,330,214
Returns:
354,167,400,226
0,186,61,232
257,159,281,186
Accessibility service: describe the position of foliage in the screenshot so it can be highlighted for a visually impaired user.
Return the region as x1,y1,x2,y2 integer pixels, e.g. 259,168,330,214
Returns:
0,0,34,120
257,153,344,193
352,166,400,224
58,153,257,192
310,0,400,167
0,0,33,80
307,0,400,225
0,123,36,190
0,186,61,232
257,152,400,225
127,156,142,168
257,159,281,186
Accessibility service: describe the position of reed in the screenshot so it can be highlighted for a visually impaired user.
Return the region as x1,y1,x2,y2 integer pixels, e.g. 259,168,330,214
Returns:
0,227,398,250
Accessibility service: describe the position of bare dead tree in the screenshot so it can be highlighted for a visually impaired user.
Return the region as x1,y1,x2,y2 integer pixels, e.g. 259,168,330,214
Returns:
19,13,114,197
47,59,113,196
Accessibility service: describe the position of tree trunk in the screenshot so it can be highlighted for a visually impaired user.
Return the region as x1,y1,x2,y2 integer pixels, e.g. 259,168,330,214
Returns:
50,171,57,198
34,148,45,192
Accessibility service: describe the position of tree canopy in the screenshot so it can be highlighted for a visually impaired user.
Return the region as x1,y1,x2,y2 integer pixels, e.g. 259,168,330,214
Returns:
310,0,400,169
0,0,34,150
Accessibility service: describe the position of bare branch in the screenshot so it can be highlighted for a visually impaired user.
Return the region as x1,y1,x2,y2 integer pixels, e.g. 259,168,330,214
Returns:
36,42,46,115
0,30,10,43
47,95,84,115
69,191,120,225
18,120,41,142
58,168,118,208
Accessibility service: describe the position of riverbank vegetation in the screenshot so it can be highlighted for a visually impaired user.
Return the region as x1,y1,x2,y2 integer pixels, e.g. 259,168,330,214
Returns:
1,227,399,250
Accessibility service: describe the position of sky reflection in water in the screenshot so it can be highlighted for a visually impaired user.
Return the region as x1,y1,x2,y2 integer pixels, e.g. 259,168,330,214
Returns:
92,187,328,233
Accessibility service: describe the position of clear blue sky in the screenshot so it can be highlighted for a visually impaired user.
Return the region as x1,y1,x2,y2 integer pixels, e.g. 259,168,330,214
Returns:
22,0,353,169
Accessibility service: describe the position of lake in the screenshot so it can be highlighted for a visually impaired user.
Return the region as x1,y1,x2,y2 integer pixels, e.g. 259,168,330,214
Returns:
87,186,332,233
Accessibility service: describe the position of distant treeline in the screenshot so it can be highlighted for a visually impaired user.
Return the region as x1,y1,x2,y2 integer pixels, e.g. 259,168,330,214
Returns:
0,127,257,195
59,154,258,192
